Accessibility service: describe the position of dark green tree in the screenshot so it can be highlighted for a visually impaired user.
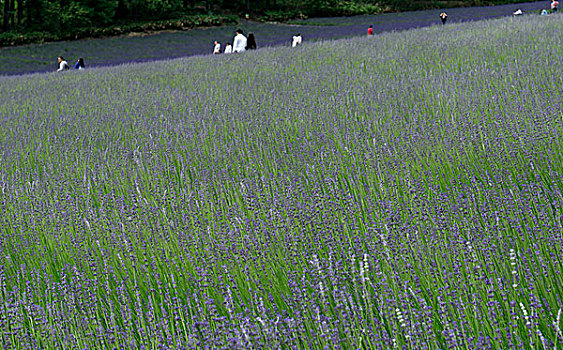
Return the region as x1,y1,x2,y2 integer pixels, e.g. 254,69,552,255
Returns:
83,0,117,26
2,0,9,31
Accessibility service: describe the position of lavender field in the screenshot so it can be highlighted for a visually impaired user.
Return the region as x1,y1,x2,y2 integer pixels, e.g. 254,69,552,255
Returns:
1,12,563,349
0,1,546,76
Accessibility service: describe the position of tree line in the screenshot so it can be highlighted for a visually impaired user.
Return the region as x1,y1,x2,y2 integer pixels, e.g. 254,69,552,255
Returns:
0,0,369,33
1,0,510,36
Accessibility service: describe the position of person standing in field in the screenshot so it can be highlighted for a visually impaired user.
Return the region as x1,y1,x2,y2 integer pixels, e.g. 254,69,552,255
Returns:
246,33,257,50
57,56,70,71
292,33,302,47
367,25,374,36
233,29,247,53
74,57,85,70
213,41,221,55
439,12,448,25
224,42,233,54
551,0,559,12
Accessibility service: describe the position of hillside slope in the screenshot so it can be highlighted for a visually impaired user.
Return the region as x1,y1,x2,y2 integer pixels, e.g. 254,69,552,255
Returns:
0,14,562,349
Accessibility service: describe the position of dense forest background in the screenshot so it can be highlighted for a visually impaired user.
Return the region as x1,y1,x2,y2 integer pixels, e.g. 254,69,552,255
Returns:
0,0,532,45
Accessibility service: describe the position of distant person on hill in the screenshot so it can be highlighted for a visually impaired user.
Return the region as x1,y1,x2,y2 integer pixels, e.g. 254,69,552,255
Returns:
292,33,302,47
439,12,448,25
57,56,70,72
224,42,233,54
233,29,247,53
552,0,559,12
513,8,523,15
246,33,257,50
367,25,374,36
74,58,85,70
213,41,221,55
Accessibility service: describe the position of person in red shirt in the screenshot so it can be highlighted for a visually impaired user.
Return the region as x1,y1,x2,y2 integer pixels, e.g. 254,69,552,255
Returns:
367,25,374,36
551,0,559,12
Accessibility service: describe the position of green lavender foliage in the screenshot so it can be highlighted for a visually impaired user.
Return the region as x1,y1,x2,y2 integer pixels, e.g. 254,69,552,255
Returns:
0,14,562,349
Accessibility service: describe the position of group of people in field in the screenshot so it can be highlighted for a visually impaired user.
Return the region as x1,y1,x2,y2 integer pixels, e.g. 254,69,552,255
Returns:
56,56,85,71
212,29,258,55
513,0,557,16
217,3,559,52
213,29,302,55
59,2,561,72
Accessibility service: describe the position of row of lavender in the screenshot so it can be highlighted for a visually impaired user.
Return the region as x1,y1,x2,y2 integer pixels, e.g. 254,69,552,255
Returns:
0,1,545,76
1,14,562,349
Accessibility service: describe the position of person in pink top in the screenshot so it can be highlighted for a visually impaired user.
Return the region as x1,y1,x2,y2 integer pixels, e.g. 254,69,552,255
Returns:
367,25,374,36
551,0,559,12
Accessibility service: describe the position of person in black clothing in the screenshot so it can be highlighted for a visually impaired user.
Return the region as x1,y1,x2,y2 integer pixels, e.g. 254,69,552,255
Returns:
439,12,447,25
246,33,257,50
74,58,86,70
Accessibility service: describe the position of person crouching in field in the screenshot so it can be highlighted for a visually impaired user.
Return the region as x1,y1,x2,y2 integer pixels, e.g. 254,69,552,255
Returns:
367,25,374,36
233,29,247,53
292,34,302,47
213,41,221,55
224,42,232,54
57,56,70,71
439,12,447,25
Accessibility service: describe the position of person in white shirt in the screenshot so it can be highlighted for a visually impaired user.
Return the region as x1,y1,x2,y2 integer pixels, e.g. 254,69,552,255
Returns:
213,41,221,55
513,8,523,15
224,42,232,54
232,29,247,53
57,56,70,71
292,34,302,47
